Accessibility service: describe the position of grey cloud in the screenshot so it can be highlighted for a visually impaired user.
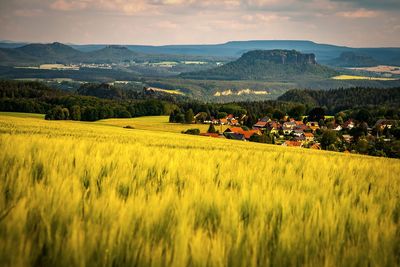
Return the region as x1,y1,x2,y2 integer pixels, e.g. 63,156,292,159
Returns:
330,0,400,10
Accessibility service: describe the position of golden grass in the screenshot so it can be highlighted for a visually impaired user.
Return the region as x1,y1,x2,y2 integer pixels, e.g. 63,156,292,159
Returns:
98,116,230,133
0,113,399,267
332,75,397,81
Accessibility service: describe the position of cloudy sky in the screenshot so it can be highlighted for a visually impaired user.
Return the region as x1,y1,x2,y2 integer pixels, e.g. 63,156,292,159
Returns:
0,0,399,47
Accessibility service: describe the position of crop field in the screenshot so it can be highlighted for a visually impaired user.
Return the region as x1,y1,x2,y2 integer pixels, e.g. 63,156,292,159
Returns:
98,116,230,134
146,87,185,95
332,75,397,81
349,65,400,75
0,113,399,267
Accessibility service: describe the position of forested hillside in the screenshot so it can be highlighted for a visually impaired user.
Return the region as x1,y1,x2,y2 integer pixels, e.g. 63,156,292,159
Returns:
0,80,178,120
278,87,400,112
181,50,338,81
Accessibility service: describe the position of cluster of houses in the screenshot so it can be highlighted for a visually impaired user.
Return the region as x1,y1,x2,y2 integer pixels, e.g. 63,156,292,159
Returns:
244,116,322,148
199,113,323,147
198,113,398,150
203,114,241,126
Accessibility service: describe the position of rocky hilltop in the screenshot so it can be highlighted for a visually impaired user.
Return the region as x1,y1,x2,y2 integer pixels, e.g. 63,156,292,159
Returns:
181,49,336,81
240,50,317,65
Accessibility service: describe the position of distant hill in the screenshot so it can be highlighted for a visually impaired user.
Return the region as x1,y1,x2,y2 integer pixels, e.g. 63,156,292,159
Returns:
327,52,380,67
278,87,400,112
180,50,338,81
16,42,82,60
0,42,225,66
81,45,139,63
69,40,400,65
0,43,144,65
2,40,400,66
0,42,82,65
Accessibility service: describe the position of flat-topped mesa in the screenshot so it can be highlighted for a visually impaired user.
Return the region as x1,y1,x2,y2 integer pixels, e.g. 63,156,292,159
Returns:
240,50,317,65
180,49,336,80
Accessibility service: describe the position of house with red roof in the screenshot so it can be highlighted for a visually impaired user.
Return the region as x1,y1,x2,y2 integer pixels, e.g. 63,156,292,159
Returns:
224,127,261,140
281,141,303,147
219,118,228,125
304,132,314,142
267,121,281,134
253,120,268,129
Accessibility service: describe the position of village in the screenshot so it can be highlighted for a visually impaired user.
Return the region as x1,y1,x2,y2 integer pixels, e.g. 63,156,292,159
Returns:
186,112,399,155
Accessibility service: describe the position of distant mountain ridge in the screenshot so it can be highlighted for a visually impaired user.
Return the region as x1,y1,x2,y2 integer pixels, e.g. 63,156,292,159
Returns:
0,42,82,65
0,42,217,66
1,40,400,66
181,50,337,81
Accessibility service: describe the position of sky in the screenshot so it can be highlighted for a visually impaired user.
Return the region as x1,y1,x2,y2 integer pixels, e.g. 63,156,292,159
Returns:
0,0,399,47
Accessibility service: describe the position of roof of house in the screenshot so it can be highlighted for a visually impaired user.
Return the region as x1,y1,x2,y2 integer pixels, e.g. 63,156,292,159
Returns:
304,132,314,137
294,136,306,141
284,121,296,126
260,116,271,122
311,143,321,150
268,121,280,130
294,124,310,131
225,127,260,139
219,118,228,123
254,121,268,127
283,141,303,147
227,114,234,119
224,132,244,140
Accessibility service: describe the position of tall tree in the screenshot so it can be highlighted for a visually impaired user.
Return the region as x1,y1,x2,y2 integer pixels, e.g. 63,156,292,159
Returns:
184,109,194,124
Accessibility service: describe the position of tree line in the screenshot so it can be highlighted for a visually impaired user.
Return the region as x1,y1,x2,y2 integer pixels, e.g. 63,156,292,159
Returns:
278,87,400,113
1,80,400,126
0,80,177,121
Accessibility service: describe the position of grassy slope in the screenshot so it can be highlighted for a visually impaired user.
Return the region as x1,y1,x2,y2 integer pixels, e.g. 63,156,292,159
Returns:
0,112,45,119
98,116,230,134
0,113,399,267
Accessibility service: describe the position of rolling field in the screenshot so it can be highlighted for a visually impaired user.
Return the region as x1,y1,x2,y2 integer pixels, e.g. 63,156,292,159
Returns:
332,75,397,81
0,113,400,267
98,116,230,134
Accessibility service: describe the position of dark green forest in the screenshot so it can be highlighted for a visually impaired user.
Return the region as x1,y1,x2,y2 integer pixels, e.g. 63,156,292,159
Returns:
278,87,400,112
1,80,400,124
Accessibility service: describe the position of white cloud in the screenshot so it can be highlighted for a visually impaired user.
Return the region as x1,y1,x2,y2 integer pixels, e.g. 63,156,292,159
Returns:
337,8,379,18
50,0,149,14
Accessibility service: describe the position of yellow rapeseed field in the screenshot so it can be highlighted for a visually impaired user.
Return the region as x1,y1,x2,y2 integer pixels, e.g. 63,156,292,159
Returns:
331,75,397,81
0,113,399,267
98,116,230,133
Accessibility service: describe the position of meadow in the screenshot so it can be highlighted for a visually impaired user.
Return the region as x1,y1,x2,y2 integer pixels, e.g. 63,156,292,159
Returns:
0,113,399,267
